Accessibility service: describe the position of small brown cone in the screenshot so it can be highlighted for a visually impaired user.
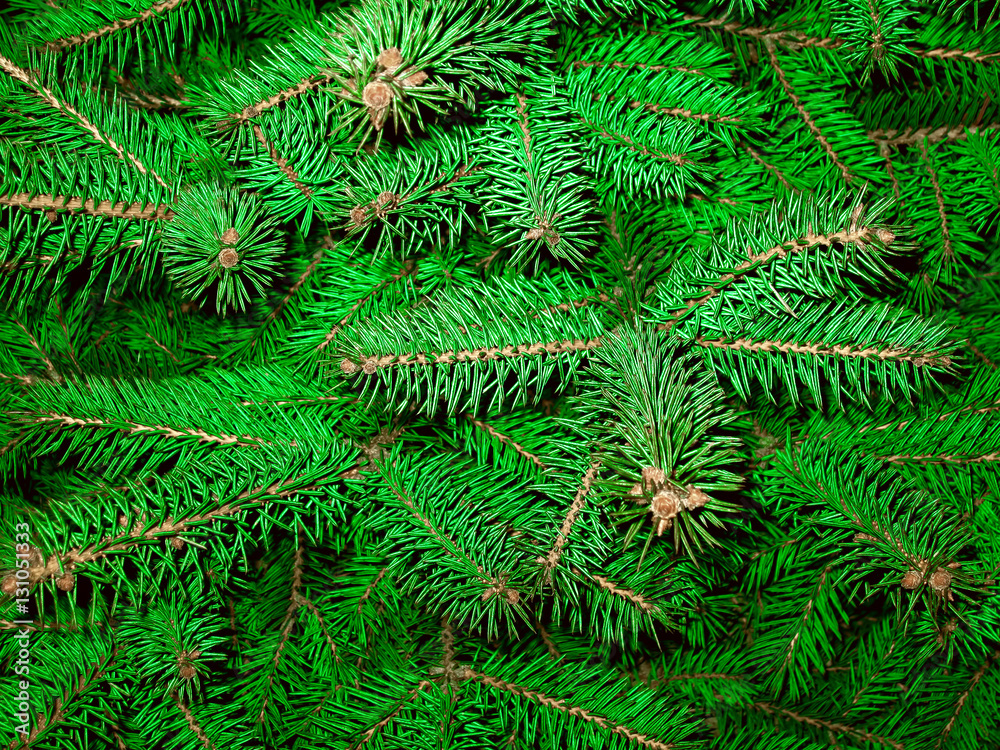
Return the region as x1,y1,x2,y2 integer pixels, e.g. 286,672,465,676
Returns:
641,466,667,491
684,485,710,509
350,205,367,227
651,485,684,536
901,570,922,589
929,568,953,593
363,80,393,110
377,47,403,72
874,227,895,245
399,68,428,87
218,247,239,268
56,573,74,592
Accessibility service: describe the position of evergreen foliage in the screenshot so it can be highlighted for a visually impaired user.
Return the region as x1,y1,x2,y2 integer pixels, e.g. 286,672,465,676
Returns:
1,0,1000,747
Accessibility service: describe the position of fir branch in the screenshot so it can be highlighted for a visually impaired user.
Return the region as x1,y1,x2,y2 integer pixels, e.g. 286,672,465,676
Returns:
859,397,1000,434
381,466,523,605
357,567,388,614
429,615,468,687
539,459,601,581
685,13,1000,64
144,332,180,364
694,335,950,367
343,336,603,373
6,472,325,586
263,246,325,325
537,620,562,661
52,300,80,373
574,114,694,165
917,141,956,262
596,92,745,125
656,225,884,334
590,573,658,612
252,124,314,198
684,14,845,51
841,637,900,718
0,54,35,86
347,681,435,750
604,207,621,246
442,615,457,674
760,389,1000,473
6,643,120,750
530,291,617,319
779,564,834,679
740,141,797,192
42,0,190,53
340,423,409,480
868,122,1000,148
221,74,339,130
571,60,705,76
11,317,62,384
0,193,174,220
258,529,309,722
751,701,905,749
749,536,801,561
662,669,745,686
301,598,341,663
515,92,534,168
173,690,215,750
0,56,170,189
937,649,1000,747
238,395,355,407
688,191,739,205
28,411,289,448
763,42,856,185
913,47,1000,63
114,75,190,111
0,252,55,274
967,340,996,369
468,668,676,750
428,165,485,194
316,259,417,353
877,449,1000,464
463,413,548,470
0,373,38,387
0,434,23,457
342,162,480,240
879,143,902,202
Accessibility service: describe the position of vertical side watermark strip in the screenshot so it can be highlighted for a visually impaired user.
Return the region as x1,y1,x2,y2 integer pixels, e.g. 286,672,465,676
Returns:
10,520,34,741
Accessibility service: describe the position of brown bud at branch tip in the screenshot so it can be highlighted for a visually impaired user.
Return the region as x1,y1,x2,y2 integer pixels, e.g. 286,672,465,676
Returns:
363,81,393,110
218,248,239,268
